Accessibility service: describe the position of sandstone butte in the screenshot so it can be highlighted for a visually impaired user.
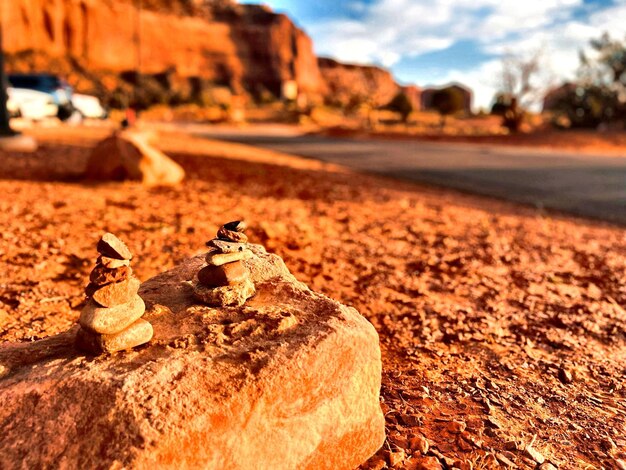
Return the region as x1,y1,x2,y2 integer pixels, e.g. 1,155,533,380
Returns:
0,245,385,469
3,0,410,108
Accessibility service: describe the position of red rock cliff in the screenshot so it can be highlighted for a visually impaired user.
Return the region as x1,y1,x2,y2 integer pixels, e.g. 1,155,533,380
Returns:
3,0,324,102
318,57,400,108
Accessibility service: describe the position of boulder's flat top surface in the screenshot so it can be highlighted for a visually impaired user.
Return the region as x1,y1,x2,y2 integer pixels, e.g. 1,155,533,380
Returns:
0,127,624,469
0,245,384,469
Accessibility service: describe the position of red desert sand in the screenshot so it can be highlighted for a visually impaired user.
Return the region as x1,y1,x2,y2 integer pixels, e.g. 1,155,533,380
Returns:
0,127,624,469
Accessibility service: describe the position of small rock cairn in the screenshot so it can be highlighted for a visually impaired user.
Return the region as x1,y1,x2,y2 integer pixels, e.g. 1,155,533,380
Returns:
76,233,153,354
192,221,255,307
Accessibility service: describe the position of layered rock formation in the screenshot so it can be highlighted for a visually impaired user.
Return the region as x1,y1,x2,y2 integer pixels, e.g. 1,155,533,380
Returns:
4,0,428,110
4,0,324,103
0,245,385,468
318,57,401,108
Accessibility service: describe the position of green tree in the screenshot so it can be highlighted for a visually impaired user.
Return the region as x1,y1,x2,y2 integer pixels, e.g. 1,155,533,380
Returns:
385,92,414,123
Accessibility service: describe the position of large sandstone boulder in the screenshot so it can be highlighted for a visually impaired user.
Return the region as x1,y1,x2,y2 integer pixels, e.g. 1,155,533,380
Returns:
85,130,185,186
0,245,384,469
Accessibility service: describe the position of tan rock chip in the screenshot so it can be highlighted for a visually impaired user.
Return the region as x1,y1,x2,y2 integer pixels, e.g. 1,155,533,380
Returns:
90,277,141,308
97,233,133,260
191,277,256,307
79,296,145,335
75,318,153,354
205,249,252,266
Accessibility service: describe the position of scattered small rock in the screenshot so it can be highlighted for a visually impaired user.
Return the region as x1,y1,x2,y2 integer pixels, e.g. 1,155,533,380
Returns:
496,452,517,467
408,455,443,470
408,434,429,454
558,367,574,384
367,455,386,470
387,449,406,467
446,420,466,433
539,463,557,470
524,446,545,464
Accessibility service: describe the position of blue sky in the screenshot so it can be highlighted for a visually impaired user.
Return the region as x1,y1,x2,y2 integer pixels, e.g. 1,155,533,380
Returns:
243,0,625,109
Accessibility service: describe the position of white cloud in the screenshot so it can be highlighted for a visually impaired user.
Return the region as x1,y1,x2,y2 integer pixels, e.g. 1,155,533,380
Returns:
299,0,626,108
309,0,586,66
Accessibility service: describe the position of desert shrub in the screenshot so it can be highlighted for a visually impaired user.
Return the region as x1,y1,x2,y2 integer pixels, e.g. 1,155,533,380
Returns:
548,33,626,129
431,87,465,126
491,93,511,116
551,85,620,128
385,92,413,123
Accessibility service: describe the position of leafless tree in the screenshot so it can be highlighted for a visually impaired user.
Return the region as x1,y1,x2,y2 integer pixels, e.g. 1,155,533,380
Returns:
500,49,552,110
497,49,554,131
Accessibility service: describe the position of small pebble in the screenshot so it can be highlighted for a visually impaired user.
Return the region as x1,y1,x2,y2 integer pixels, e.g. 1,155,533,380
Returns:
409,433,429,454
447,420,467,433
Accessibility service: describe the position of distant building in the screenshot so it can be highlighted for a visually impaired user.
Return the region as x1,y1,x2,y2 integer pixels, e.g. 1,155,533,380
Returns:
420,83,473,113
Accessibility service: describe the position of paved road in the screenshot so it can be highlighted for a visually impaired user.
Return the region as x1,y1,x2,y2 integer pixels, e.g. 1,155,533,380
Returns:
195,125,626,225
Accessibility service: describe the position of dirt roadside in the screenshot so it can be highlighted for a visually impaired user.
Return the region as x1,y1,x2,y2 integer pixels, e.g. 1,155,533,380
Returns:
0,127,624,469
318,126,626,157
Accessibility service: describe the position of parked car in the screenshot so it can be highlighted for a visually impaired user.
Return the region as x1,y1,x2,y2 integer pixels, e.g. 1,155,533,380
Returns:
72,93,108,120
7,73,76,120
7,87,59,121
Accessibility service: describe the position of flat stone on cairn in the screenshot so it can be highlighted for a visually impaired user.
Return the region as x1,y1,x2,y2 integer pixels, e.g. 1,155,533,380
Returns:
76,233,153,354
192,221,256,307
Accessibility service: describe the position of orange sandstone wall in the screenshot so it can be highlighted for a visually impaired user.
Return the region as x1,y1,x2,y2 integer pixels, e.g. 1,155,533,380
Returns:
3,0,323,99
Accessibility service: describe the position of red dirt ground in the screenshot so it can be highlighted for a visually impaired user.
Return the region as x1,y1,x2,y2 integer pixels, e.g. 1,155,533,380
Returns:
0,127,624,469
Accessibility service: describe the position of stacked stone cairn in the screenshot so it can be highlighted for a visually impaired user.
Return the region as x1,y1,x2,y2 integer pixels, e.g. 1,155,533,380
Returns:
76,233,153,354
192,221,256,307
